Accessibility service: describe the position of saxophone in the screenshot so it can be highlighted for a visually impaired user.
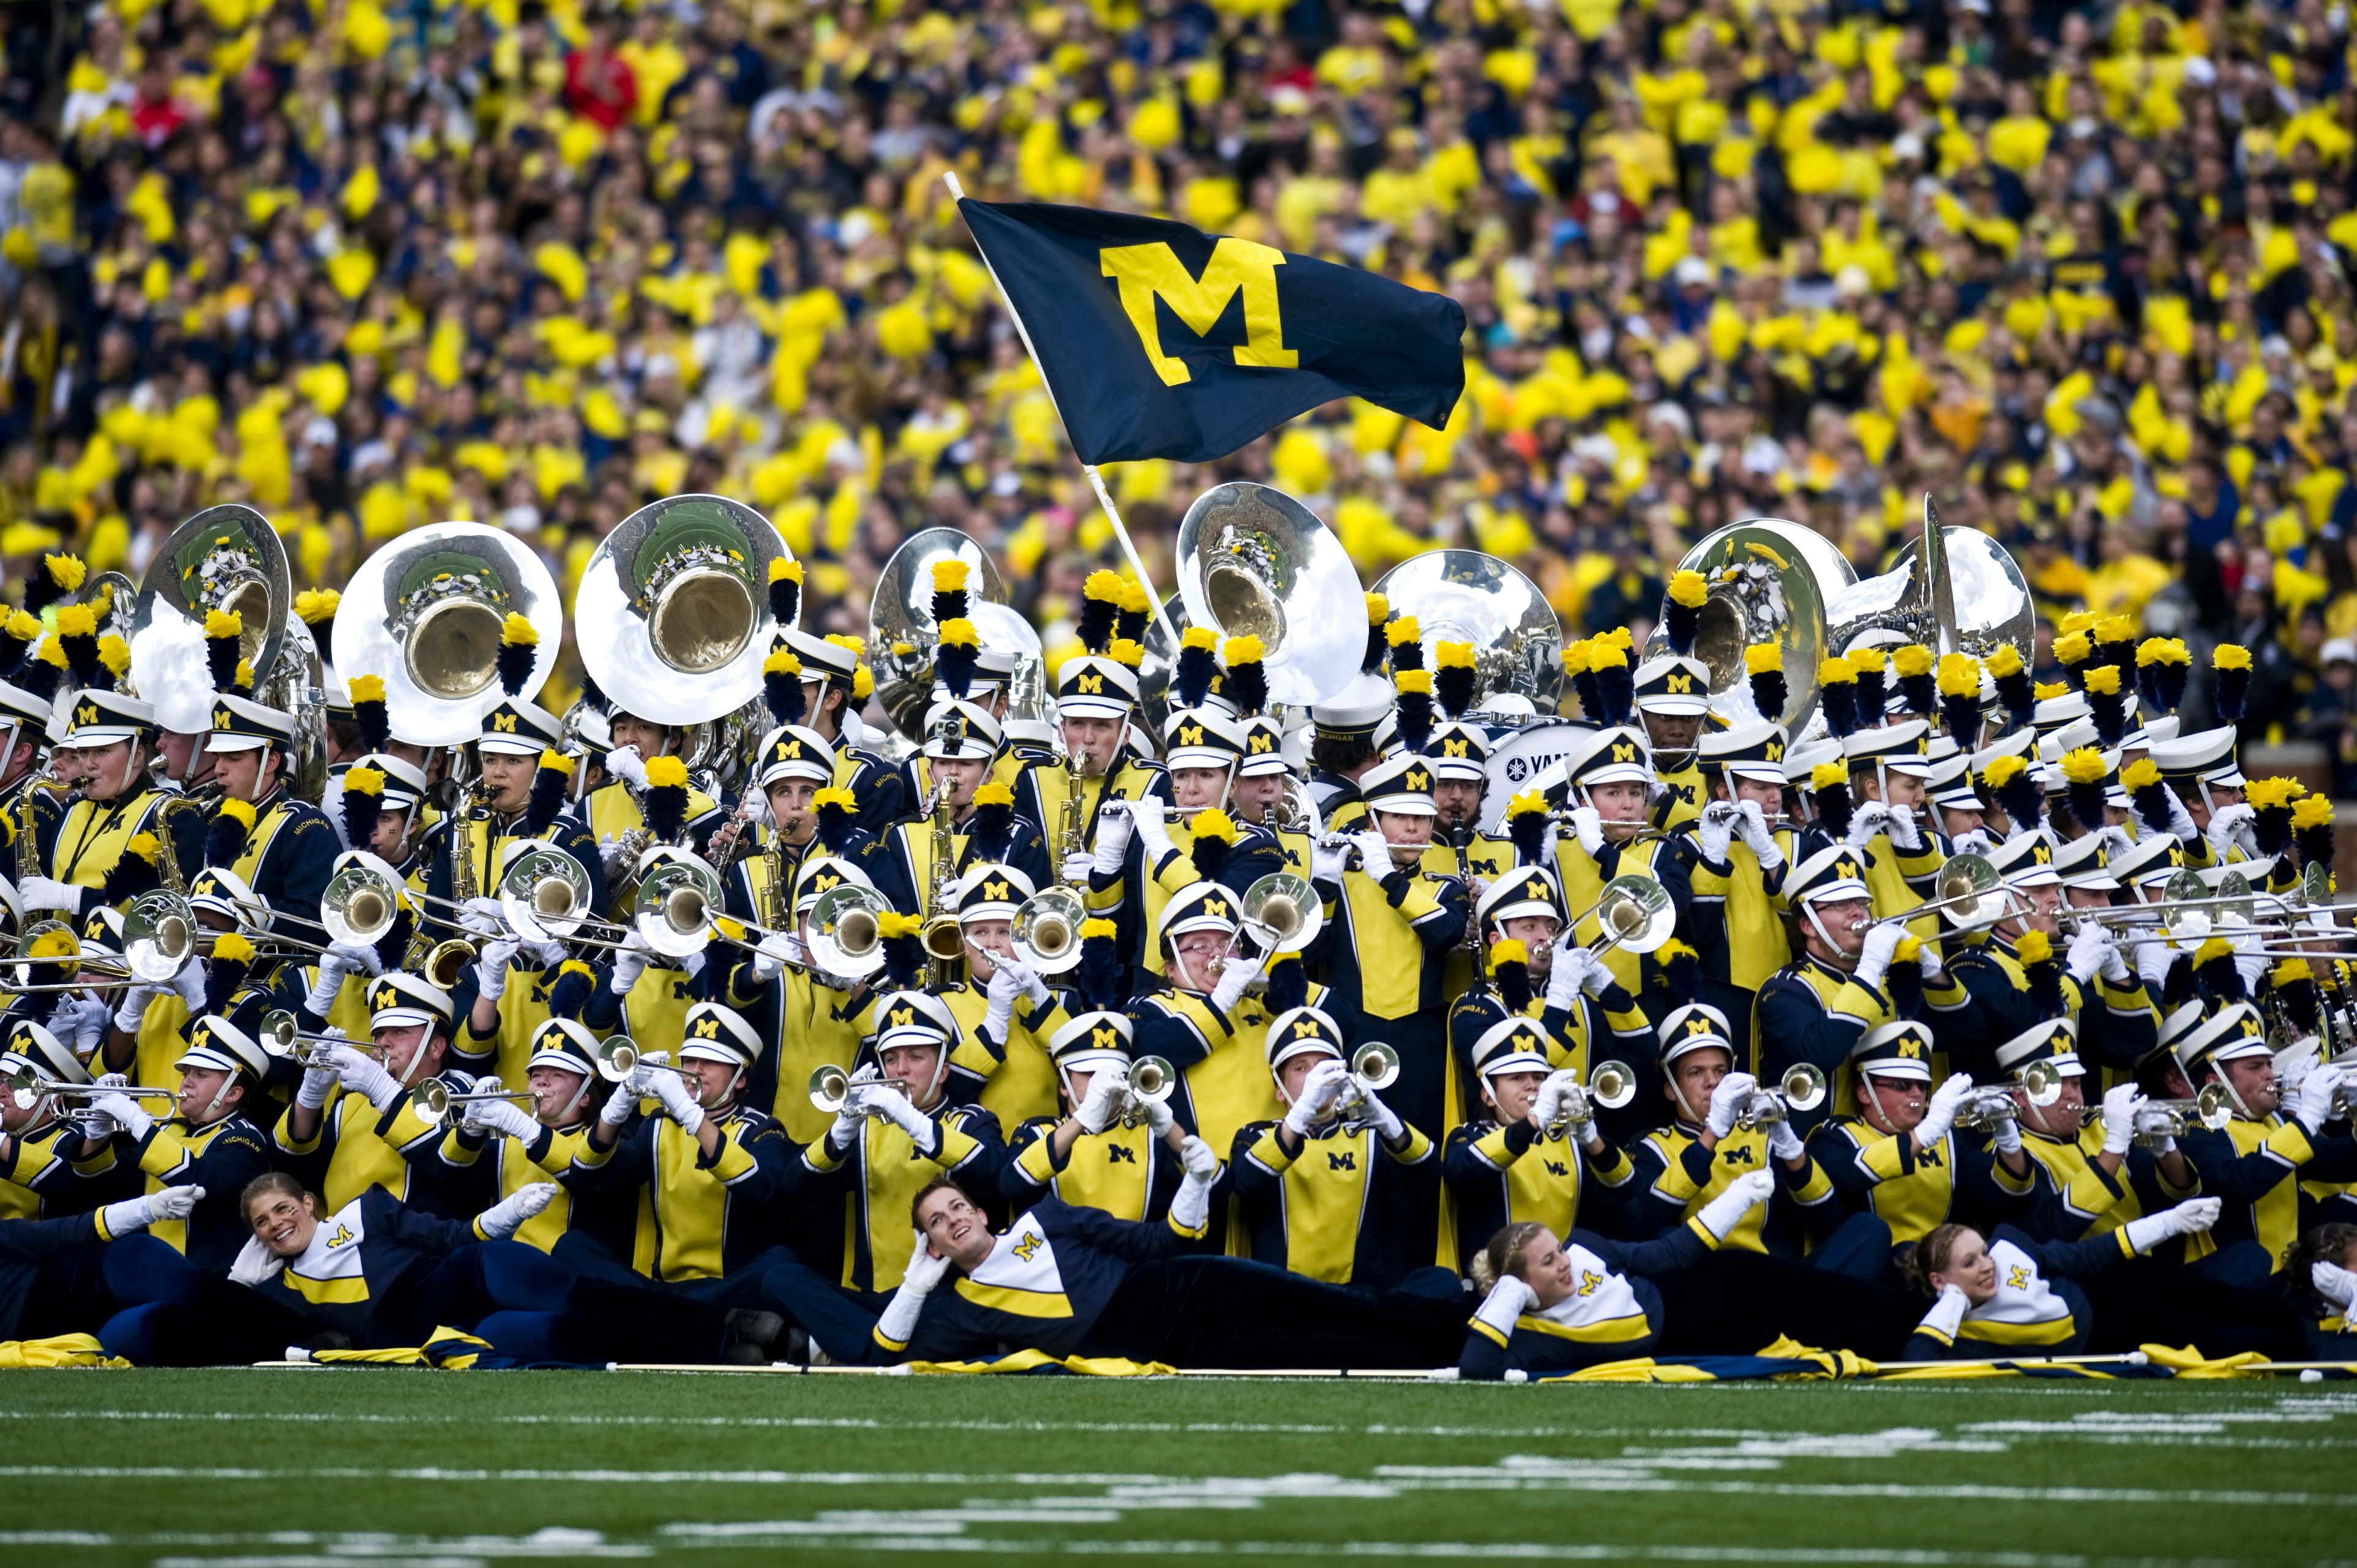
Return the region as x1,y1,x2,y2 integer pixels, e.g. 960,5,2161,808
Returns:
919,774,961,984
1059,747,1086,886
10,775,78,956
409,782,492,984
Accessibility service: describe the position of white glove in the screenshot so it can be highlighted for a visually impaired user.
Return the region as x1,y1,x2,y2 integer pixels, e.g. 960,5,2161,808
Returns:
167,958,205,1012
530,938,568,970
999,955,1050,1010
983,962,1022,1040
301,956,345,1018
2099,825,2135,863
1695,1168,1777,1239
1737,799,1783,868
2293,1061,2343,1136
477,1182,558,1239
2100,1083,2145,1157
2163,787,2200,846
901,1228,954,1295
473,936,520,1002
873,1087,939,1156
2228,927,2268,994
18,875,80,913
1355,1085,1406,1143
1917,1073,1974,1147
1532,1068,1578,1130
650,1064,705,1137
1472,1271,1540,1341
1919,943,1944,980
1352,826,1394,878
323,938,384,979
2314,1258,2357,1311
1767,1117,1804,1163
229,1234,285,1286
70,1102,115,1143
474,1097,541,1141
1884,805,1923,852
1566,804,1605,857
297,1051,340,1110
597,832,631,878
1846,801,1890,848
1705,1071,1757,1140
1178,1131,1218,1182
1544,940,1589,1010
2208,801,2258,859
2098,935,2132,985
1697,805,1734,867
1132,804,1175,864
604,745,648,791
1075,1069,1125,1135
1853,921,1906,988
1090,800,1134,875
1169,1133,1218,1233
149,1183,203,1220
1144,1091,1177,1139
2123,1196,2222,1253
110,982,167,1035
610,930,651,996
328,1042,399,1112
1950,827,1995,857
1209,947,1262,1013
1920,1281,1971,1343
2064,922,2111,985
1284,1058,1351,1135
89,1087,151,1141
602,1069,642,1127
1060,854,1095,887
1991,1111,2023,1155
458,1076,503,1134
1310,835,1349,884
2135,934,2176,990
459,895,507,938
99,1187,167,1234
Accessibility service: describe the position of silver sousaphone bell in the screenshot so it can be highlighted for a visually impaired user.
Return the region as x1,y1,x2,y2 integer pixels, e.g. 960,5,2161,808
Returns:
126,504,290,736
868,529,1008,742
576,495,792,729
1174,482,1364,708
332,521,563,745
1371,550,1565,715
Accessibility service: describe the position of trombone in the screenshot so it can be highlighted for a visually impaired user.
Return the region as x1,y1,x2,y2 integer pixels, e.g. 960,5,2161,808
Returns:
1735,1062,1828,1129
805,884,893,981
1545,1059,1637,1134
1865,853,2014,933
1574,875,1677,956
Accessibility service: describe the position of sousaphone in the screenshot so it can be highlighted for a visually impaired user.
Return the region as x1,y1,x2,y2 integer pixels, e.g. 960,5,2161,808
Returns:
1371,550,1564,715
127,504,291,734
576,495,793,728
333,521,564,746
868,529,1010,742
1174,482,1363,708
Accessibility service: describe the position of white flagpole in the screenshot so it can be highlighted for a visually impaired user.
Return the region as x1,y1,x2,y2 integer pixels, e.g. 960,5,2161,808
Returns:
942,172,1182,651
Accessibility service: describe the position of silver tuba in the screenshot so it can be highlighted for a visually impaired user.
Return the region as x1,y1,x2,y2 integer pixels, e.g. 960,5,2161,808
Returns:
1644,495,2033,734
1371,550,1564,715
332,521,564,745
575,495,793,728
867,529,1017,742
1174,482,1365,708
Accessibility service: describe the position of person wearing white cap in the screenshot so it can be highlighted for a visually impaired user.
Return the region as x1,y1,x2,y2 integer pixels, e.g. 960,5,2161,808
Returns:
926,861,1060,1130
204,680,339,944
1441,1012,1634,1275
1990,1016,2197,1244
770,627,907,824
342,753,433,875
274,971,482,1220
871,701,1052,918
17,690,203,927
1553,725,1692,999
1630,649,1712,829
71,1015,272,1271
1834,719,1947,943
2176,1003,2357,1274
722,849,885,1146
0,1174,201,1350
585,698,726,885
1027,572,1163,886
0,674,51,804
1131,893,1303,1159
1755,845,1965,1135
0,1019,99,1219
1686,720,1797,1045
443,1015,623,1257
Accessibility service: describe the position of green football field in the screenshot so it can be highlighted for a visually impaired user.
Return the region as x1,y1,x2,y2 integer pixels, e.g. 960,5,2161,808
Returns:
1,1370,2347,1566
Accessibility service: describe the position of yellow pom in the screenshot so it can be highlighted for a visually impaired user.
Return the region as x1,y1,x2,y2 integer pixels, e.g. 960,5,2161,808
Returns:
219,797,257,831
2015,930,2053,965
1810,762,1847,790
972,781,1014,807
1598,627,1634,651
98,636,129,677
294,588,341,625
2194,936,2235,969
1386,616,1422,649
1507,790,1547,820
644,756,689,790
2059,610,2097,637
500,611,538,648
42,554,85,593
931,560,970,594
1107,639,1144,670
203,608,243,640
1488,939,1529,969
344,765,386,797
764,646,803,677
1180,626,1218,652
2293,796,2336,831
1668,569,1708,609
1396,670,1433,695
2033,681,2070,701
3,610,36,641
1564,641,1593,675
1817,656,1856,687
54,605,95,638
2121,758,2163,792
1744,643,1782,676
1437,641,1476,670
1079,917,1119,941
812,786,856,813
2082,665,2120,696
1364,593,1390,625
937,617,979,649
2060,747,2108,785
2214,643,2252,671
2096,614,2135,644
1189,807,1237,844
1893,644,1933,678
212,932,257,966
1936,652,1980,698
714,916,748,943
1224,635,1265,665
1117,580,1149,614
1587,642,1628,671
1983,755,2028,789
1847,646,1887,676
852,666,875,700
536,749,575,778
1654,938,1698,965
32,638,63,671
125,831,159,862
2247,777,2294,811
1985,644,2024,680
2054,631,2091,665
28,929,76,960
2276,958,2315,986
770,558,803,584
1084,570,1123,604
1894,935,1923,964
348,674,386,705
234,660,254,691
877,912,923,940
2136,637,2186,668
557,958,596,987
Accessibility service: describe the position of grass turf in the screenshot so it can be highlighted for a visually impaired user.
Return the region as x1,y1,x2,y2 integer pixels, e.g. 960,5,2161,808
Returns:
0,1371,2346,1566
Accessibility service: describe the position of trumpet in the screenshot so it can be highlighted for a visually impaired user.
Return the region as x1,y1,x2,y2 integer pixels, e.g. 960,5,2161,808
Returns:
1115,1055,1179,1129
1331,1042,1401,1124
2130,1086,2235,1144
7,1070,186,1111
257,1009,377,1069
1954,1064,2067,1130
1735,1062,1829,1129
590,1036,699,1084
807,1062,912,1114
1546,1059,1637,1133
414,1079,541,1122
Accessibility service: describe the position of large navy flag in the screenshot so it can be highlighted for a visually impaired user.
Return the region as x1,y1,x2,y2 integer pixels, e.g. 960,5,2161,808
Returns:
958,199,1467,466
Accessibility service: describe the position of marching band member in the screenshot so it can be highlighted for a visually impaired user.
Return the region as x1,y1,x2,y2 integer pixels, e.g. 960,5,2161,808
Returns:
1025,572,1162,870
872,698,1051,915
1840,719,1947,941
1100,702,1281,982
1902,1201,2222,1359
1313,750,1466,1139
341,754,433,876
1553,720,1693,999
1684,721,1794,1048
0,1021,102,1219
1222,637,1314,873
1002,967,1191,1226
272,973,482,1218
1443,1014,1637,1273
2174,1006,2357,1273
1456,1174,1775,1379
19,690,204,925
1231,990,1443,1290
2135,722,2249,869
931,863,1061,1125
200,662,338,939
775,611,907,826
90,900,208,1090
585,703,725,881
440,1009,634,1259
1805,1021,2044,1279
732,845,884,1144
1447,873,1654,1113
1133,892,1296,1159
711,720,842,977
0,1182,200,1350
1631,651,1711,830
787,977,1009,1295
1755,846,1963,1129
71,1017,272,1270
1993,1020,2200,1241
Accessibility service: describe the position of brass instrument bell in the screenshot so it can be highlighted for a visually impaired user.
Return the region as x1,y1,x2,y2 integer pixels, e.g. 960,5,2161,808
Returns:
1011,886,1087,974
576,495,793,728
1175,482,1365,707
